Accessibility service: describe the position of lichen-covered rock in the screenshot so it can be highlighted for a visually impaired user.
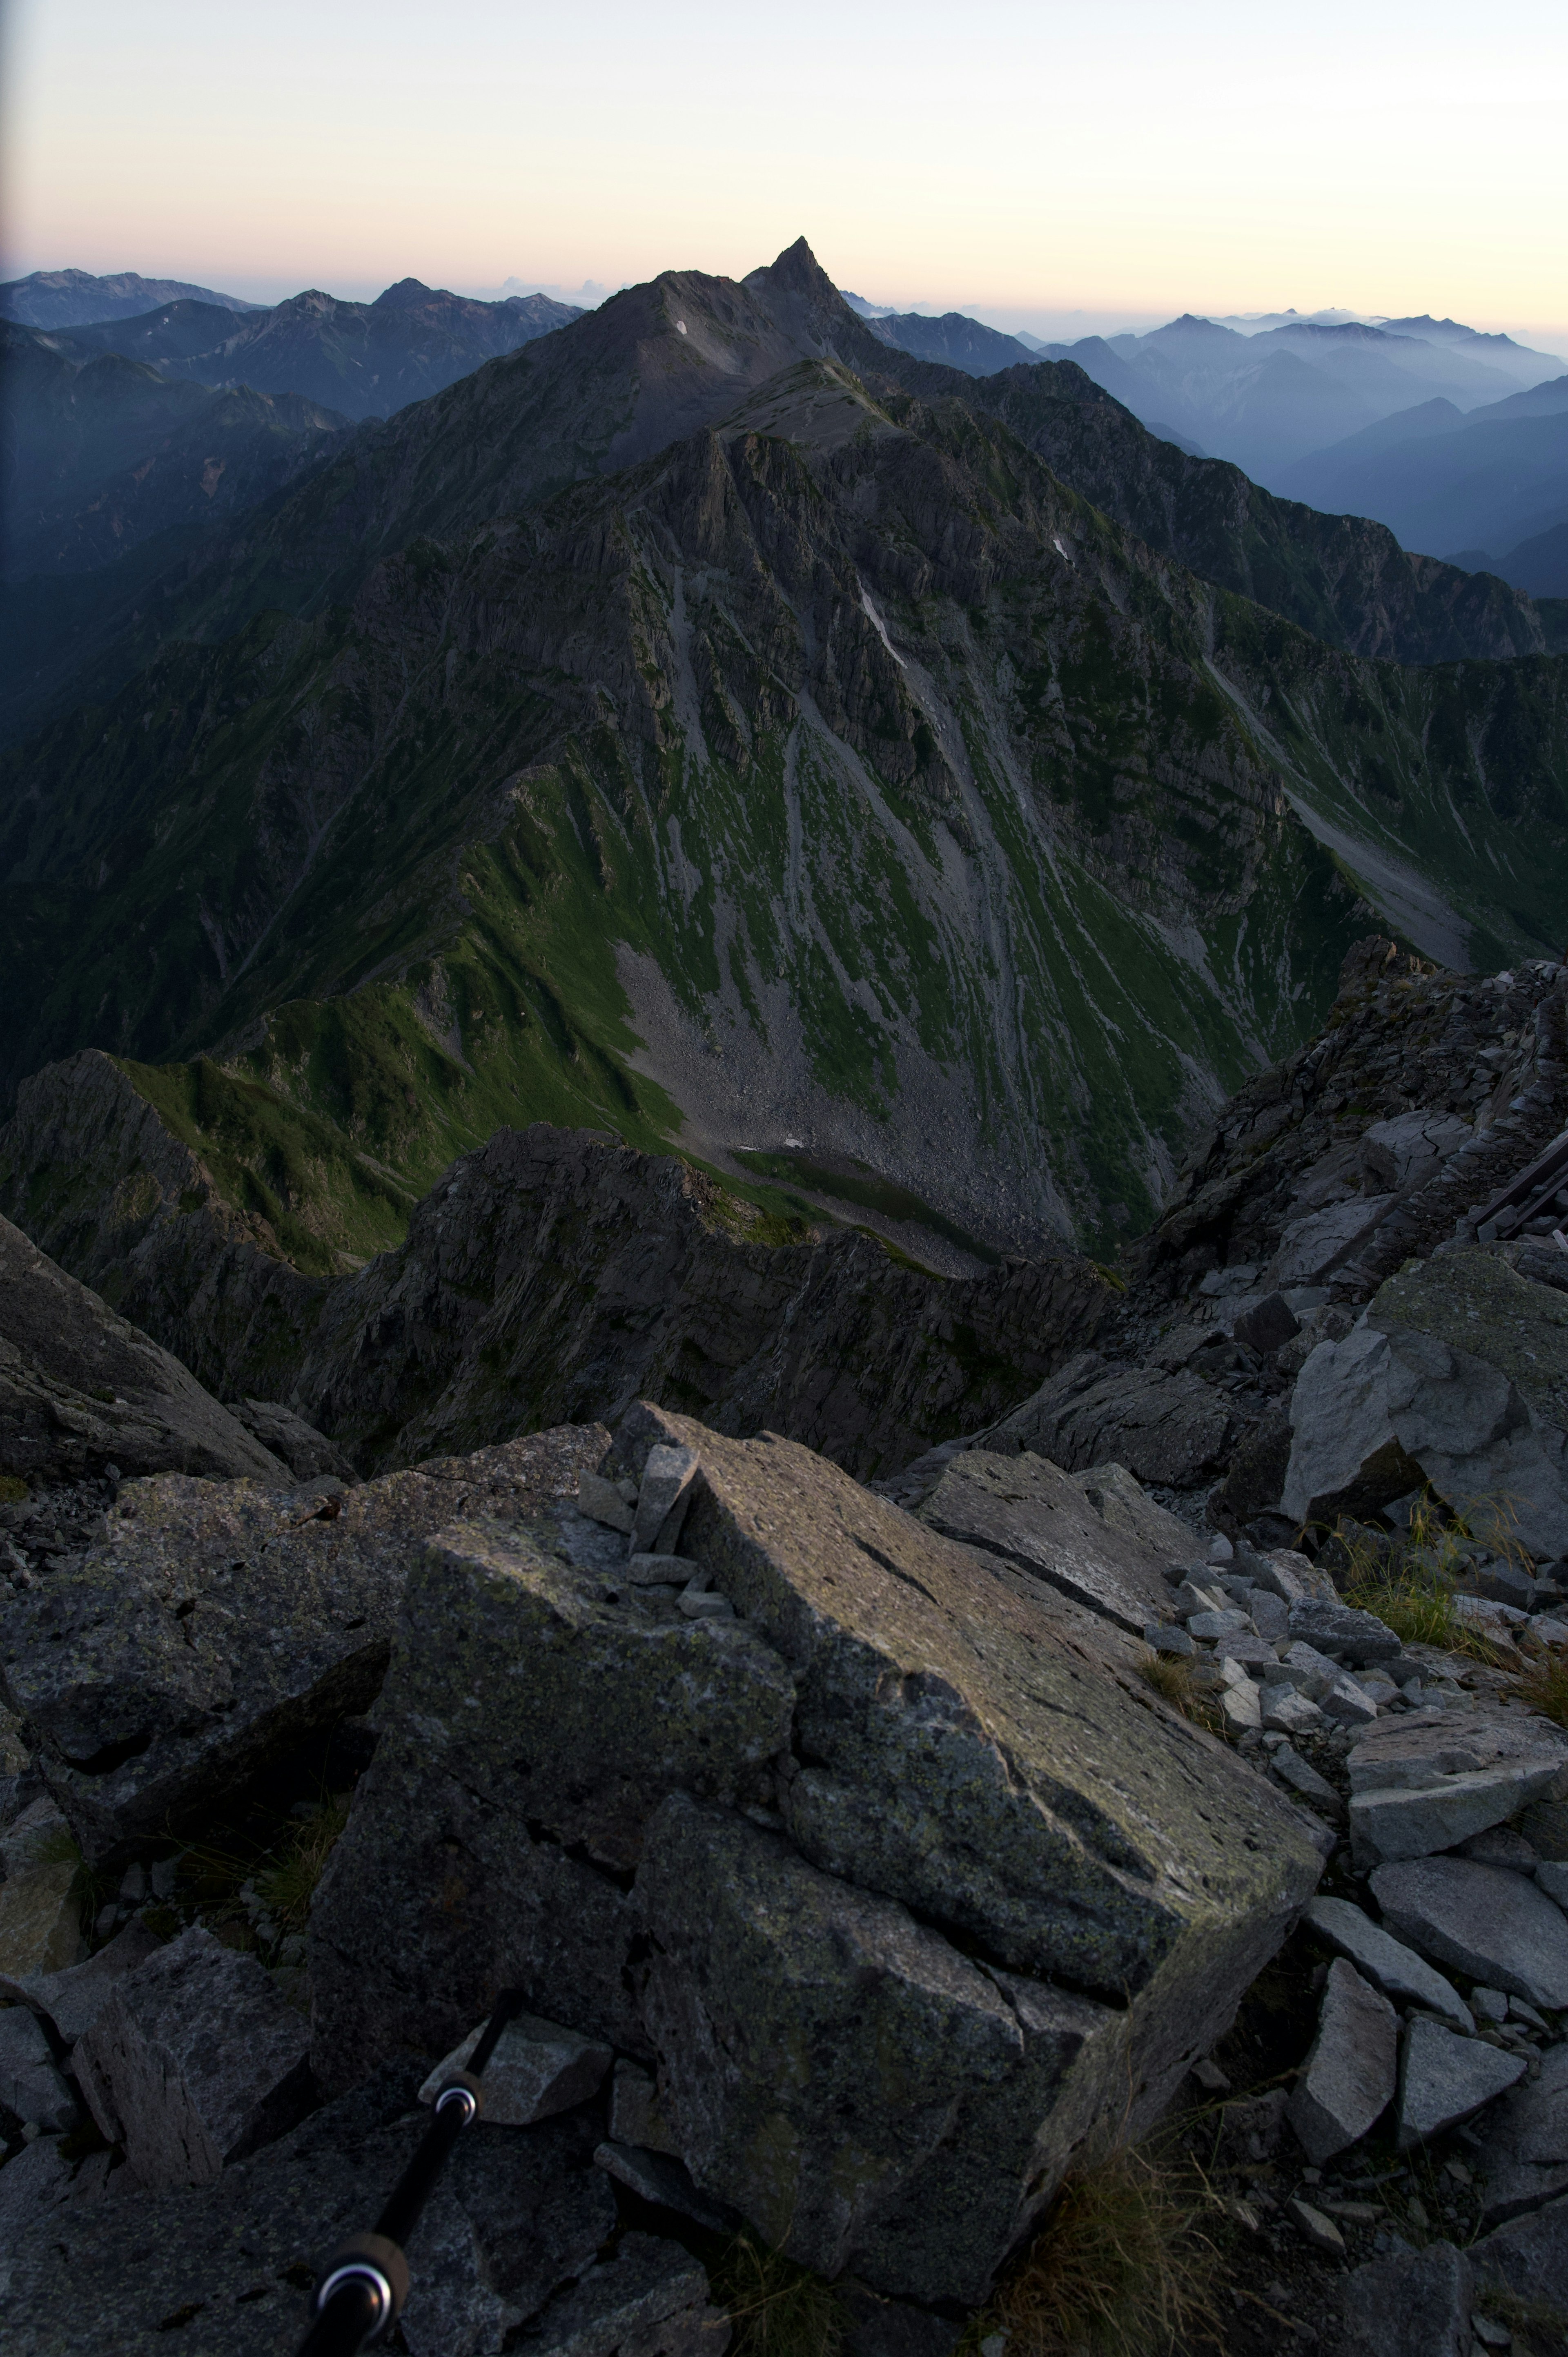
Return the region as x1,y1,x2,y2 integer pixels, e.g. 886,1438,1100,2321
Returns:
0,1424,606,1866
312,1403,1320,2306
0,1214,286,1486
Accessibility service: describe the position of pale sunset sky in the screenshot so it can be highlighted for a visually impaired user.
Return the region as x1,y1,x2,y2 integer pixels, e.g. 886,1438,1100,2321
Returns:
4,0,1565,344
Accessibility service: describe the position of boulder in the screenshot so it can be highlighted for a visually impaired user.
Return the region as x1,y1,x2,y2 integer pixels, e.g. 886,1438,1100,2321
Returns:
0,1423,607,1867
0,1916,164,2043
0,1214,287,1486
1268,1743,1345,1821
0,1863,85,1978
1286,1594,1402,1667
1396,2017,1526,2149
1339,2240,1474,2357
1285,1251,1568,1553
974,1353,1235,1488
1370,1856,1568,2009
418,2013,612,2126
510,2231,728,2357
1469,2043,1568,2226
312,1404,1321,2307
1301,1896,1472,2031
1272,1197,1396,1288
1470,2192,1568,2321
1066,1461,1195,1558
74,1926,314,2187
227,1398,354,1483
916,1451,1183,1634
1348,1713,1568,1866
1286,1958,1398,2163
0,2002,78,2130
592,2141,738,2234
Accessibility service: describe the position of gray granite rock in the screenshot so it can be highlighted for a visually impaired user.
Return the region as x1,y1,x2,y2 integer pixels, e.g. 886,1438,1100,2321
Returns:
1470,2043,1568,2226
0,1215,288,1487
1067,1462,1194,1560
0,2005,77,2130
837,2279,959,2357
1286,1594,1402,1667
630,1444,702,1556
1286,1959,1398,2163
1269,1743,1346,1821
973,1353,1236,1488
1352,1762,1568,1866
2,1424,606,1868
227,1398,354,1483
1339,2239,1474,2357
608,2060,679,2156
1470,2192,1568,2320
75,1926,313,2187
1302,1896,1473,2032
1396,2016,1526,2150
515,2230,728,2357
418,2013,611,2125
915,1449,1176,1634
593,2140,737,2233
1371,1856,1568,2008
0,1916,163,2043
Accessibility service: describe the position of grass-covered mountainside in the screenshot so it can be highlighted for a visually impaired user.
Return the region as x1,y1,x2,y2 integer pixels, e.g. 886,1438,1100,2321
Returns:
2,242,1567,1271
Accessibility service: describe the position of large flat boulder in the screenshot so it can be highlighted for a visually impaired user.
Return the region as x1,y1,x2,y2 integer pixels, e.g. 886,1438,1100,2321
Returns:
311,1403,1321,2306
914,1450,1183,1634
971,1352,1236,1488
1283,1249,1568,1552
0,1424,606,1866
1370,1855,1568,2009
0,1214,287,1485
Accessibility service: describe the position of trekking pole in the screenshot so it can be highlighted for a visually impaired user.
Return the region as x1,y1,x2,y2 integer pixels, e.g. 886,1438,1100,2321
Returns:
294,1989,522,2356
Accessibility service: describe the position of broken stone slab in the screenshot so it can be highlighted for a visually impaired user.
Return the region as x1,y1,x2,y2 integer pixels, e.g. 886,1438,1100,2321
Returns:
1286,1958,1398,2163
1247,1590,1290,1643
1361,1112,1473,1196
1352,1763,1568,1867
1273,1197,1397,1289
0,1862,85,1978
1339,2240,1475,2357
1321,1673,1380,1727
418,2012,611,2125
1262,1687,1324,1736
1143,1623,1194,1657
2,1422,608,1869
1213,1633,1281,1679
1247,1548,1338,1605
1287,1594,1402,1666
630,1444,703,1556
1284,2191,1347,2253
75,1925,314,2187
0,1915,163,2044
1187,1608,1254,1641
577,1471,636,1534
1219,1682,1262,1734
915,1449,1177,1634
0,1213,290,1487
0,2002,78,2130
1302,1897,1473,2032
1269,1744,1346,1822
593,2139,738,2233
1173,1578,1229,1617
1371,1856,1568,2009
1282,1321,1424,1527
1349,1708,1568,1796
1397,2016,1526,2149
1470,2193,1568,2328
1271,1639,1343,1697
1067,1461,1195,1558
1469,2043,1568,2226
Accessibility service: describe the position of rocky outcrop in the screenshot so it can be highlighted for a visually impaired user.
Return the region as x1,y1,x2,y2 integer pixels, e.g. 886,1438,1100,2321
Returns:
310,1402,1321,2307
1283,1248,1568,1551
288,1125,1112,1477
0,1423,606,1866
0,1212,286,1485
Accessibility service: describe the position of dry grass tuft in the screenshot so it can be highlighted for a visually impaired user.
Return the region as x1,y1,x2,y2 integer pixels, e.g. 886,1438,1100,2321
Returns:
968,2144,1223,2357
255,1797,349,1932
709,2235,847,2357
1137,1651,1224,1736
0,1473,29,1504
1519,1648,1568,1729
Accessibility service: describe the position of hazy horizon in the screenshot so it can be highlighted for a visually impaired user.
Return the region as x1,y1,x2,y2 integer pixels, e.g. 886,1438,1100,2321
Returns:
4,0,1566,351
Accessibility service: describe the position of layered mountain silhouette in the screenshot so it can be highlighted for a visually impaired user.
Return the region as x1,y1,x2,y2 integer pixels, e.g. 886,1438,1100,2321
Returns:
0,269,263,328
2,240,1565,1272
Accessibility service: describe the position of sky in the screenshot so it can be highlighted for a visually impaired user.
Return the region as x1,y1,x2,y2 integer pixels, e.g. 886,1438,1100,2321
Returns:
4,0,1566,347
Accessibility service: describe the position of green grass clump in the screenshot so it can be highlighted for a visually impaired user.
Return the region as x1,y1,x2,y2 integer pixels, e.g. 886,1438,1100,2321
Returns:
254,1798,349,1931
0,1474,29,1504
708,2235,847,2357
1520,1650,1568,1730
963,2143,1223,2357
1331,1494,1516,1665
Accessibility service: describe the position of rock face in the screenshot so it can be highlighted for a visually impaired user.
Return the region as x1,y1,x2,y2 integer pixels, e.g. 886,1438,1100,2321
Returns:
1284,1249,1568,1552
290,1126,1111,1477
1339,2241,1474,2357
971,1352,1236,1488
0,1213,287,1485
311,1403,1321,2306
76,1927,313,2186
0,1424,606,1866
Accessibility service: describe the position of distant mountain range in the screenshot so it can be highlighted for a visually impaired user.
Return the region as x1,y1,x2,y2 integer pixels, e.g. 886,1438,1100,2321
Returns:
0,269,264,327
